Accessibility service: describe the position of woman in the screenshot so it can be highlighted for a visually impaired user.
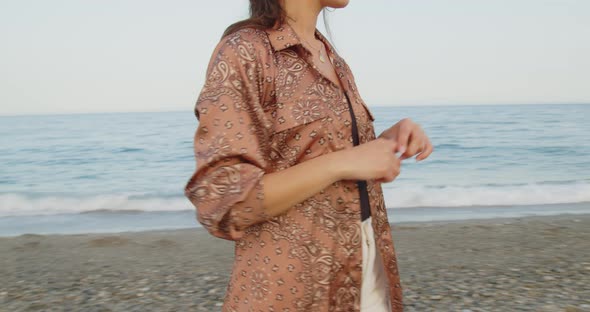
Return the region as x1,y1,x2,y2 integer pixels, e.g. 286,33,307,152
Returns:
184,0,433,311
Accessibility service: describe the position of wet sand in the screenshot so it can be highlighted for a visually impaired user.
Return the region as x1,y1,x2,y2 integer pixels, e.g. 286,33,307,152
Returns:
1,213,589,311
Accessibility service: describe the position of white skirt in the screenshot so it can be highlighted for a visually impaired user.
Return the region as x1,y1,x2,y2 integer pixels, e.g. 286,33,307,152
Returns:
360,216,392,312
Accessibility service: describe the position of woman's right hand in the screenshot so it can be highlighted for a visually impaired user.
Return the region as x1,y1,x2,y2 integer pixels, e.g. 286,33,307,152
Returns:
335,138,401,183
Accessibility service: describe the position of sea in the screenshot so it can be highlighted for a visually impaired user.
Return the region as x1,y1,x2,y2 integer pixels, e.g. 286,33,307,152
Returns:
1,104,589,236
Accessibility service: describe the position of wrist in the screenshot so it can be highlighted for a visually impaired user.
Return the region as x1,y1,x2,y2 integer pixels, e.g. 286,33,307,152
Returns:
322,149,351,182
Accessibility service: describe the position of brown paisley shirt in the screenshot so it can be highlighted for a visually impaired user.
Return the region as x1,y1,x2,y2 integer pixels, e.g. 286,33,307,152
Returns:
184,23,403,311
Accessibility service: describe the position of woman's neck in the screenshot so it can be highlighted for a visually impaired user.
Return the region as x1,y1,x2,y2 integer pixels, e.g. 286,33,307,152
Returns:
283,0,322,41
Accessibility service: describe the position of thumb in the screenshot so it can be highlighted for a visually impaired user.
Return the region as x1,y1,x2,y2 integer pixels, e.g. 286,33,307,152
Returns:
389,140,404,158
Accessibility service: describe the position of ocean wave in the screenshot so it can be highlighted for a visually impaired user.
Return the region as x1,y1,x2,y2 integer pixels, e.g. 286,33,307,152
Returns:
1,181,589,217
383,181,590,209
0,194,192,217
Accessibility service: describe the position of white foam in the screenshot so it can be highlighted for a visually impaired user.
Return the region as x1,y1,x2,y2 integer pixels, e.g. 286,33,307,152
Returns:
1,181,589,217
0,193,192,217
383,182,590,208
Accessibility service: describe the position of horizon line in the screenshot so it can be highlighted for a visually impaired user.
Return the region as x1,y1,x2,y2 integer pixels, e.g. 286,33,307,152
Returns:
1,102,589,118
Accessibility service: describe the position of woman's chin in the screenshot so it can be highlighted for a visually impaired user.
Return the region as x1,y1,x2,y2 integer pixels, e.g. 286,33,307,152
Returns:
323,0,350,9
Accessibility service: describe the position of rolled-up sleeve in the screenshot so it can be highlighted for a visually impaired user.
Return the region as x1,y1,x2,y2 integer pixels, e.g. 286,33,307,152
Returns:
184,31,273,241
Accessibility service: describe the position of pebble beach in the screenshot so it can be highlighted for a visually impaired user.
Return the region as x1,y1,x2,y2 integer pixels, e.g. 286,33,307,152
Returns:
1,213,589,312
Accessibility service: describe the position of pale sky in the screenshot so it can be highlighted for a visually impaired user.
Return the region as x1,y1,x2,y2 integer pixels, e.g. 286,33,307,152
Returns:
1,0,589,116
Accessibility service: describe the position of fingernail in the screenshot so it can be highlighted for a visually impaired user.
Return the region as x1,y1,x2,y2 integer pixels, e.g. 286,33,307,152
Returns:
399,146,406,154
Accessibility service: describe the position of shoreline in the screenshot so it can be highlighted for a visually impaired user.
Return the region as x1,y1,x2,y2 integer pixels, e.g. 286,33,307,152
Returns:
1,213,589,311
26,211,590,237
2,201,589,237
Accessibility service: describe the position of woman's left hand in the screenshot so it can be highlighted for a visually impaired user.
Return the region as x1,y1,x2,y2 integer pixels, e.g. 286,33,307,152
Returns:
377,118,433,162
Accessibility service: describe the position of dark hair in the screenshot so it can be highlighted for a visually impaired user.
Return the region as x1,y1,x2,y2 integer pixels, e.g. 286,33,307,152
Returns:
222,0,333,42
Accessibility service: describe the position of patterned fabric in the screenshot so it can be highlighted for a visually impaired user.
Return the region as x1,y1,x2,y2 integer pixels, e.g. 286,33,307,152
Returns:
184,23,403,311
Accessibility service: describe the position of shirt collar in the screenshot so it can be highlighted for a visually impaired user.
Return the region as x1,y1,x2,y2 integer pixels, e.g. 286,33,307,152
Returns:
265,22,351,94
265,22,337,56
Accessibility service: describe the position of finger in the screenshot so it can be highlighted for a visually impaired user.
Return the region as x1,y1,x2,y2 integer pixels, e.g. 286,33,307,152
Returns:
400,133,422,160
396,123,411,154
399,131,423,160
416,140,434,161
415,139,432,161
385,138,401,157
